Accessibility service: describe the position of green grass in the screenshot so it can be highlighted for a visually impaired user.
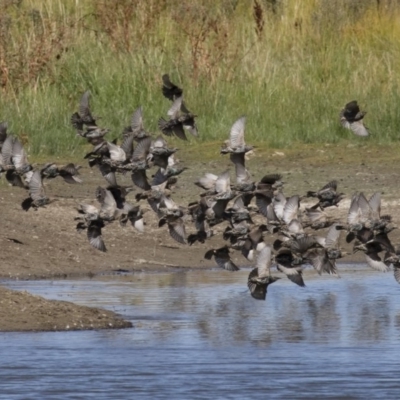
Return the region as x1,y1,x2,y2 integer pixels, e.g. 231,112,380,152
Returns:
1,0,400,159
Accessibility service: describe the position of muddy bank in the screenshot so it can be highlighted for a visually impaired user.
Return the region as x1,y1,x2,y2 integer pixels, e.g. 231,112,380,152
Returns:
0,286,132,332
1,144,400,331
2,146,400,280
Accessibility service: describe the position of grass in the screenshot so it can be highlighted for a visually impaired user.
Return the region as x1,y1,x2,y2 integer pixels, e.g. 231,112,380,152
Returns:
1,0,400,159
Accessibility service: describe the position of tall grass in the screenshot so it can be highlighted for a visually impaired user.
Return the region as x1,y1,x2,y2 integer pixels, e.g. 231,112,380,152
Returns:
1,0,400,157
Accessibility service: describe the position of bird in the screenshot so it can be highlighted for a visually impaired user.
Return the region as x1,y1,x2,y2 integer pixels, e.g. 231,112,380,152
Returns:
71,90,99,131
306,180,344,209
21,170,52,211
247,246,280,300
303,208,337,230
307,223,347,277
339,100,369,137
161,74,183,101
159,96,198,140
4,136,34,186
204,246,240,271
40,163,83,184
120,204,145,233
122,106,150,140
158,214,187,244
220,116,253,154
353,241,390,273
87,219,107,252
273,247,305,287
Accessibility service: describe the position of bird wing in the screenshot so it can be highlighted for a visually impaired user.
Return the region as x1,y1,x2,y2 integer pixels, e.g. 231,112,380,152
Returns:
1,135,14,165
229,116,246,148
79,90,94,122
283,195,299,225
255,191,273,218
305,208,326,223
349,120,369,137
307,249,327,274
365,253,389,272
171,123,187,141
28,171,46,201
368,192,381,219
99,188,117,217
97,164,117,187
11,137,29,169
215,170,231,194
151,135,168,149
273,192,286,220
320,180,337,192
131,169,151,190
247,268,267,300
167,96,183,119
287,219,304,234
107,142,126,162
216,250,239,271
151,168,169,187
256,245,272,278
167,218,187,244
195,173,218,190
324,223,341,249
347,193,363,225
130,106,144,133
80,203,99,216
276,264,305,287
87,221,107,252
183,121,198,137
394,267,400,284
131,137,152,162
120,134,135,161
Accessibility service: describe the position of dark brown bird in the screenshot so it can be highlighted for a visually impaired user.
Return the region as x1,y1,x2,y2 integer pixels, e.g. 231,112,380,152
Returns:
87,219,107,252
41,163,82,184
71,90,99,131
158,96,198,140
339,100,369,137
162,74,183,101
159,214,187,245
204,246,239,271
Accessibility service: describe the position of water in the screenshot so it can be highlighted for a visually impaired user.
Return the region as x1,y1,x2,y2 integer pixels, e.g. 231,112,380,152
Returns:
2,266,400,399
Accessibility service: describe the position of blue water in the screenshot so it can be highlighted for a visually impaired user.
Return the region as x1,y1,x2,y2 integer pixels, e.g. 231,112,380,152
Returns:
1,266,400,399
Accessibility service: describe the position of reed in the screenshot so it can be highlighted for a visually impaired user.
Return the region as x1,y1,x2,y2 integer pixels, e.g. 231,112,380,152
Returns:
1,0,400,157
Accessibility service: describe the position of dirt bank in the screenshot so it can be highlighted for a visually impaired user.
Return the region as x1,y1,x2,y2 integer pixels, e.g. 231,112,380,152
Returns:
1,142,400,331
0,286,132,332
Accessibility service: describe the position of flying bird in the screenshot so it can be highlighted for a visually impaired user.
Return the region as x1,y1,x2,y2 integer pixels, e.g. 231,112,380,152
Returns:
339,100,369,137
247,246,280,300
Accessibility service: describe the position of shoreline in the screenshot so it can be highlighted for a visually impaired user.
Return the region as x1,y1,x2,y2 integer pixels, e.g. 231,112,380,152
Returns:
1,153,400,332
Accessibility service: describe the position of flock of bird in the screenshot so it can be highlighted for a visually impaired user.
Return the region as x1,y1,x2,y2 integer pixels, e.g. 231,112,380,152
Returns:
1,75,398,300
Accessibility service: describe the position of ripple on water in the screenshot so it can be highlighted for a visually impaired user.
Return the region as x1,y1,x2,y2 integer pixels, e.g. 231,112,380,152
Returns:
2,265,400,399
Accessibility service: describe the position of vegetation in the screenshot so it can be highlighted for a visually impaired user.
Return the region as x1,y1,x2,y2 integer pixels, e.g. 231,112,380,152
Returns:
1,0,400,157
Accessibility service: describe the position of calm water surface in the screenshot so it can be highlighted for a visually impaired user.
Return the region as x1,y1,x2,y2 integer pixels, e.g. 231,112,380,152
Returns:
2,265,400,399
